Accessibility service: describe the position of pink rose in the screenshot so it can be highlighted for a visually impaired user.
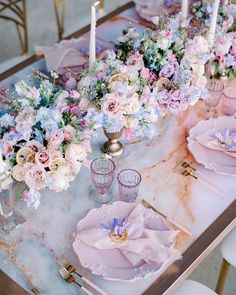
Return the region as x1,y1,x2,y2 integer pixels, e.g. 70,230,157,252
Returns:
24,163,47,190
35,151,50,167
69,105,79,114
140,67,150,79
63,125,76,142
26,140,45,153
102,94,123,119
47,129,64,149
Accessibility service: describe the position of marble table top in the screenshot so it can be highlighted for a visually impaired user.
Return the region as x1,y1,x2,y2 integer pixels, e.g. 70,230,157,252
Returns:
0,4,236,295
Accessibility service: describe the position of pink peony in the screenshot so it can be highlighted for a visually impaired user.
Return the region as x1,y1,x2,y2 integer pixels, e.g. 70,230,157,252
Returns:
24,163,47,190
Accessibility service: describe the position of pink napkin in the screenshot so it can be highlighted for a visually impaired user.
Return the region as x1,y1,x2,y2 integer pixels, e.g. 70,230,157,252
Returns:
36,38,88,74
76,204,181,267
196,134,236,159
134,0,162,21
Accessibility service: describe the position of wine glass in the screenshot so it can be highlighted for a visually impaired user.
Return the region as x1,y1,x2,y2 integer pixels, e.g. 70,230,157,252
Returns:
204,79,224,118
90,158,115,204
222,87,236,116
117,169,142,202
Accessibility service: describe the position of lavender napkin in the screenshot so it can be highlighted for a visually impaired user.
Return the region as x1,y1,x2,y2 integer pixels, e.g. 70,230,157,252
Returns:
76,204,181,267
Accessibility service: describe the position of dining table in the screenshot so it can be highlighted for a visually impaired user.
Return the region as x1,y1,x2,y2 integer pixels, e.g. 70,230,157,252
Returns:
0,1,236,295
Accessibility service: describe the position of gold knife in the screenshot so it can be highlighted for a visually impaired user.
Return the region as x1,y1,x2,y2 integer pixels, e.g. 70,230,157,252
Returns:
141,199,192,236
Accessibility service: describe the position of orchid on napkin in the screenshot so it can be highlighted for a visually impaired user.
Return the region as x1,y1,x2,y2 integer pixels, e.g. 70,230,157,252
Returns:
76,204,181,267
195,128,236,158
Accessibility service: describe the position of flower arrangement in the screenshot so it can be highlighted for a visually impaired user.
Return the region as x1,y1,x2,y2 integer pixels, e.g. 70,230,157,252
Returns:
191,0,235,29
0,72,95,208
207,30,236,78
78,50,162,139
116,15,210,114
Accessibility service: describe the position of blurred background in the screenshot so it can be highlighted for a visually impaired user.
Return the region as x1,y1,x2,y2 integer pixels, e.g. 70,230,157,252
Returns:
0,0,128,71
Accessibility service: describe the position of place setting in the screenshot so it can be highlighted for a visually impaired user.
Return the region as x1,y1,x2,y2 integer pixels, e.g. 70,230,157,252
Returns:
1,0,236,295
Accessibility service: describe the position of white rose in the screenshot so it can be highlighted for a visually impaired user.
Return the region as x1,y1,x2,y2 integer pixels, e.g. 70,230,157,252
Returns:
50,166,70,192
191,64,205,77
65,143,87,163
123,94,141,115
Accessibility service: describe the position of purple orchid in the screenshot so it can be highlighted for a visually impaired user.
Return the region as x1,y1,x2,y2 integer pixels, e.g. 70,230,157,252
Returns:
215,128,236,150
100,217,130,237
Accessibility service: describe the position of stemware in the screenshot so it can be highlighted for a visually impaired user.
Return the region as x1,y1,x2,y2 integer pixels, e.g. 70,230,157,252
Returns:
204,79,224,118
222,87,236,116
90,158,115,204
0,164,25,234
117,169,141,202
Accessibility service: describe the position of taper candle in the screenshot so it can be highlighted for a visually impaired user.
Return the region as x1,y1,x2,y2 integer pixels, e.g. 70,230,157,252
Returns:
89,1,100,69
181,0,188,19
208,0,220,47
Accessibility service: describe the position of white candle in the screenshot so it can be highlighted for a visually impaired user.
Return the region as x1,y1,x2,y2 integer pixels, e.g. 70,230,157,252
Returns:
181,0,188,19
89,1,100,69
208,0,220,47
0,150,6,174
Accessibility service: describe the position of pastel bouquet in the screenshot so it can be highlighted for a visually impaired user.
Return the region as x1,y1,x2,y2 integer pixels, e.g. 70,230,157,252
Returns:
78,50,162,139
116,15,210,114
191,0,236,29
207,30,236,78
0,72,94,208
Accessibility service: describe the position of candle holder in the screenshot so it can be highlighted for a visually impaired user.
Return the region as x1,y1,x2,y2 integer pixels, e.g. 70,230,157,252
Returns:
0,163,26,235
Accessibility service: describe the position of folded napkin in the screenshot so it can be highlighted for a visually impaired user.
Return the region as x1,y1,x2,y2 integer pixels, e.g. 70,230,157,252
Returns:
196,128,236,159
76,204,181,267
36,38,113,74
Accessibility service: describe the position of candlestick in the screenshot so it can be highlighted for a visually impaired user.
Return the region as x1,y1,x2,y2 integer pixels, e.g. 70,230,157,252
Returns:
208,0,220,47
181,0,188,19
89,1,100,69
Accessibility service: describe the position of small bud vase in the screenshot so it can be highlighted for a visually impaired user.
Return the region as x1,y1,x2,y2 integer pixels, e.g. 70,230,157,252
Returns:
102,128,124,157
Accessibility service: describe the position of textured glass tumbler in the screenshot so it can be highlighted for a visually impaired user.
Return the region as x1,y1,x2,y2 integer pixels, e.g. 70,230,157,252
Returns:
0,172,25,235
118,169,142,202
90,158,115,204
222,87,236,116
204,79,223,117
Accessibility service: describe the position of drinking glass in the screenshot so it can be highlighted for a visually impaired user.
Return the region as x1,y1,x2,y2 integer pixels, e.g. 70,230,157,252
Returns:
117,169,142,202
204,79,224,117
222,87,236,116
90,158,115,204
0,165,25,234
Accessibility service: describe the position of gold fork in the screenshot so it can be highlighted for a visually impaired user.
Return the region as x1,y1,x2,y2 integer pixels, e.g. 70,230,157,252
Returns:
59,268,93,295
58,258,108,295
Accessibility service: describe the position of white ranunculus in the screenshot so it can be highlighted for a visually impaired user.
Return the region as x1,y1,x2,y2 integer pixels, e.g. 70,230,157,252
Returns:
65,143,87,163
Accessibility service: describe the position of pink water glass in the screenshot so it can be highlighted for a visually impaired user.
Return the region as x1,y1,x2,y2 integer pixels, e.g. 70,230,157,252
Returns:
90,158,115,204
222,87,236,116
117,169,142,202
204,79,224,117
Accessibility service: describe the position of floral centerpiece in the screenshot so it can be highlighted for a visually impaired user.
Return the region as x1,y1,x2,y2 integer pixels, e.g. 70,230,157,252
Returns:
0,72,95,208
206,15,236,79
116,15,210,113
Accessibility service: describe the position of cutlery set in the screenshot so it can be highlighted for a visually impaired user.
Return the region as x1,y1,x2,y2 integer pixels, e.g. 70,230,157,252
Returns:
58,257,108,295
178,160,230,199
